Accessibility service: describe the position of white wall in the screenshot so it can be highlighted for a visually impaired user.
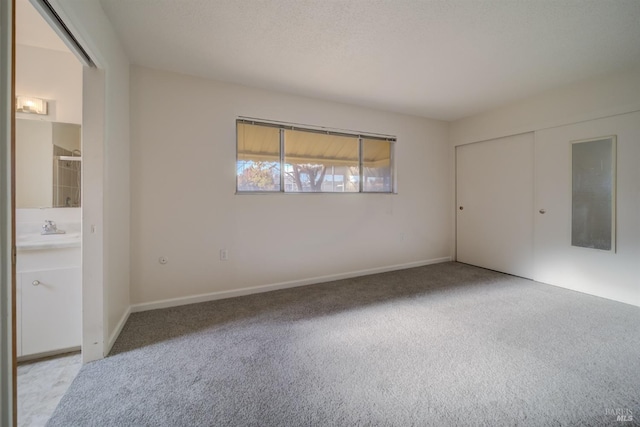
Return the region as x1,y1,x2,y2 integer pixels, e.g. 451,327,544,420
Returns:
15,44,82,124
450,68,640,145
130,66,451,307
450,69,640,307
15,119,52,208
51,0,130,360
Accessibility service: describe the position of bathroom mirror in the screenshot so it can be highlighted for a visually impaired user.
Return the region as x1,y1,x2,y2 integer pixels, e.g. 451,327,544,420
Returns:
16,118,81,208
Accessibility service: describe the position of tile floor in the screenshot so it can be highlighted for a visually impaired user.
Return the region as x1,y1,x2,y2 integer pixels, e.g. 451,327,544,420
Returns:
17,352,82,427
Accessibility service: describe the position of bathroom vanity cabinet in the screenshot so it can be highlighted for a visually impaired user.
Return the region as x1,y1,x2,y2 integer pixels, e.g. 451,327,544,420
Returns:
16,246,81,359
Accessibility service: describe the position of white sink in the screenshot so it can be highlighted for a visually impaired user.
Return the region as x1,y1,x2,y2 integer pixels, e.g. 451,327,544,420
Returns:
17,232,81,250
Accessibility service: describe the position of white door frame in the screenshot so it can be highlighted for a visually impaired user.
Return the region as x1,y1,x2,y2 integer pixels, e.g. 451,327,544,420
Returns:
1,0,16,424
30,0,106,362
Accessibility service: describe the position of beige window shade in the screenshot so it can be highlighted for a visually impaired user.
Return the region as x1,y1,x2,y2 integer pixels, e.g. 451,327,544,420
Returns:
285,130,358,167
237,122,280,162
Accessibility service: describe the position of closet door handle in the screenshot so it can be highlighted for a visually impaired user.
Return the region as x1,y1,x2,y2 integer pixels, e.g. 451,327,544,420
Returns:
539,209,546,214
32,280,41,286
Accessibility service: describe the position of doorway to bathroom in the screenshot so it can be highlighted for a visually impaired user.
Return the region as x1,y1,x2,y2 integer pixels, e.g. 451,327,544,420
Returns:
14,0,84,424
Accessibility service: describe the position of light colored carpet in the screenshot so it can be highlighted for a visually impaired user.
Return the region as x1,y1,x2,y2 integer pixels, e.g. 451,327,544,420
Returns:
47,262,640,426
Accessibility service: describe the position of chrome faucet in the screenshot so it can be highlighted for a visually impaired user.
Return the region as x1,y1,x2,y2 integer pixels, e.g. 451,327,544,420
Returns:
41,220,66,235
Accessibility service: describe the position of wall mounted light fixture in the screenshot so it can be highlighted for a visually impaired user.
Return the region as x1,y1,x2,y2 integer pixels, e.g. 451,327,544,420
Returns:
16,96,48,115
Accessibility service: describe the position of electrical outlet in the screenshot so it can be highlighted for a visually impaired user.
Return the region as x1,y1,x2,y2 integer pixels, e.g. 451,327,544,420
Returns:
220,249,229,261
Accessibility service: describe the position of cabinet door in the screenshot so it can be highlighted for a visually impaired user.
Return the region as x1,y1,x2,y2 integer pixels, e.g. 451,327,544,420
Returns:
456,133,534,278
20,268,81,356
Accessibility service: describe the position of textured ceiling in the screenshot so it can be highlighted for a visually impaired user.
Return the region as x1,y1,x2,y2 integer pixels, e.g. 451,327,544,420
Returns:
99,0,640,121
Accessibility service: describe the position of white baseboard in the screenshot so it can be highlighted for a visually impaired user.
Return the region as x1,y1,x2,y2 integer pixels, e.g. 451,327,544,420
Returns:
131,257,451,313
105,305,131,355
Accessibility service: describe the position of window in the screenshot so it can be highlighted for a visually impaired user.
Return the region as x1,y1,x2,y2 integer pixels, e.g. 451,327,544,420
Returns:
362,138,393,192
236,120,395,193
236,122,280,192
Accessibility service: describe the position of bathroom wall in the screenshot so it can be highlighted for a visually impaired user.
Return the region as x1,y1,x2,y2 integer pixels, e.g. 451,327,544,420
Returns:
15,42,82,211
130,65,451,308
15,119,51,208
15,44,82,124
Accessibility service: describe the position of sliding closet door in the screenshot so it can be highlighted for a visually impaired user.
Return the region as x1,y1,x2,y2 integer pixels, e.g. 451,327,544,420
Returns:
456,133,534,278
534,112,640,305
